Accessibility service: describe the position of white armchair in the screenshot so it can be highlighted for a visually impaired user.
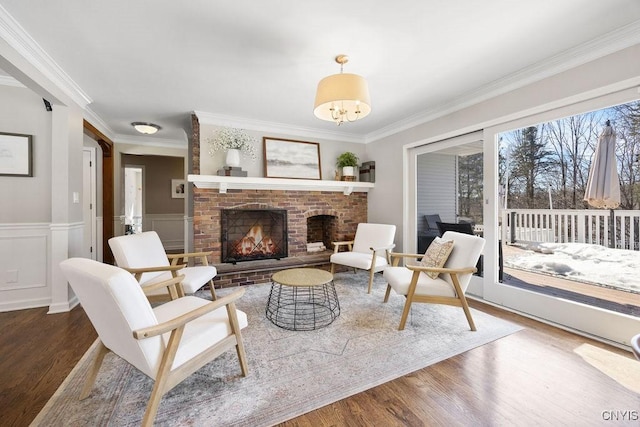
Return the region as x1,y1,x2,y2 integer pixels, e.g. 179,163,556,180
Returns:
59,258,248,427
383,231,485,330
330,223,396,293
109,231,218,300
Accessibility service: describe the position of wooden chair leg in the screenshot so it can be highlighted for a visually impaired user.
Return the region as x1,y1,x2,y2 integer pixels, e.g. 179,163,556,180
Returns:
142,328,184,427
227,302,248,376
142,381,166,427
209,280,217,300
383,284,392,302
398,298,412,330
80,340,110,400
367,268,375,294
330,263,335,275
459,295,477,331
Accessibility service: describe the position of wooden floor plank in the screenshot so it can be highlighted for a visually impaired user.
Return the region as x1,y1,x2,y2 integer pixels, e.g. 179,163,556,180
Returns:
0,298,637,427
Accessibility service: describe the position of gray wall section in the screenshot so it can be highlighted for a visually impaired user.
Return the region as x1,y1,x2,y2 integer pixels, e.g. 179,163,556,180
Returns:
0,85,52,223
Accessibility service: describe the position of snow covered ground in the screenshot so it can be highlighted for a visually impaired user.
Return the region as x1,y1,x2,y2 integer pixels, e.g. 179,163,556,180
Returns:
504,242,640,294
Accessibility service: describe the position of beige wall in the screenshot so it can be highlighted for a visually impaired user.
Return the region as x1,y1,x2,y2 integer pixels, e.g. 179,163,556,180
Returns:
122,154,184,215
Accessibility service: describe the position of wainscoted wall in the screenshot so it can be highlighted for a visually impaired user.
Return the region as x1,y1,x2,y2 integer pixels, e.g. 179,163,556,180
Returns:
193,189,368,263
145,214,185,250
114,213,186,251
0,223,50,312
0,222,83,313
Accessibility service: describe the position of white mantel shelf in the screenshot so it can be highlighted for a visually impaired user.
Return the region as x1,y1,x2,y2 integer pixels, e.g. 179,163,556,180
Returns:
188,174,374,195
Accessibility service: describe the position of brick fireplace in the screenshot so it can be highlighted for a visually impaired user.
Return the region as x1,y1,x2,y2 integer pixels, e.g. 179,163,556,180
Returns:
192,188,368,287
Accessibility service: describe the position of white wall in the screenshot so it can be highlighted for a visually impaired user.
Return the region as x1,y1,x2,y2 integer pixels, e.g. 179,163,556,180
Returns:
366,43,640,253
199,123,367,182
0,83,86,312
1,35,87,312
0,85,52,311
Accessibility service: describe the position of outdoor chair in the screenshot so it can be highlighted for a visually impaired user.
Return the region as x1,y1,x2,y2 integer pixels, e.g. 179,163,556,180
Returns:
436,221,474,236
109,231,218,301
383,231,486,330
59,258,248,427
417,214,442,253
330,223,396,293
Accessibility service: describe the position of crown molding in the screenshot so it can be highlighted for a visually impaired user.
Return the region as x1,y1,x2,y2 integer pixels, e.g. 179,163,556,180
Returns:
365,20,640,143
83,107,115,140
0,74,24,87
194,111,367,144
0,4,92,108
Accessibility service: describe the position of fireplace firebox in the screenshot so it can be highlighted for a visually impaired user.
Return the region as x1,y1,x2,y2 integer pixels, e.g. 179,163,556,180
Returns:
221,209,288,263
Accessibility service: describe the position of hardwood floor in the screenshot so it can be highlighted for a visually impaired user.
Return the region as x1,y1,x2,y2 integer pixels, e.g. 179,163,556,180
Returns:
1,300,638,426
0,305,97,427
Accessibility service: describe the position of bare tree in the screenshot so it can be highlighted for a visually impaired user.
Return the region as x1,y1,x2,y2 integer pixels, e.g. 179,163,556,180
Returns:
613,102,640,209
552,112,603,208
507,125,554,208
458,153,483,222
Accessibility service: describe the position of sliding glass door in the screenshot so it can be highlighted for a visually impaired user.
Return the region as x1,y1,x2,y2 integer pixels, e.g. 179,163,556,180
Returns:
406,97,640,347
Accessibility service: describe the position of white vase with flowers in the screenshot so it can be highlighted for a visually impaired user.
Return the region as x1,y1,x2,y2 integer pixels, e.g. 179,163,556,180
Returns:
207,127,257,167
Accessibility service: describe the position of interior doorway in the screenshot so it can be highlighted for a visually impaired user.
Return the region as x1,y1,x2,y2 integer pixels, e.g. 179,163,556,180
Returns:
124,166,143,234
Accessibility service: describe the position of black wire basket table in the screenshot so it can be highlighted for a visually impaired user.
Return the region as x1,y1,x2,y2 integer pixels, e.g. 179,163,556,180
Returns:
266,268,340,331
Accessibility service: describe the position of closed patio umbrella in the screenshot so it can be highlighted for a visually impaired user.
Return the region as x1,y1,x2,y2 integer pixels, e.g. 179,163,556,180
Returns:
583,120,620,247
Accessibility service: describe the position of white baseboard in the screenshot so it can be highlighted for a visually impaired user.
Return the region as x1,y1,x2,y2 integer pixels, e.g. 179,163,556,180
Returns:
0,296,51,312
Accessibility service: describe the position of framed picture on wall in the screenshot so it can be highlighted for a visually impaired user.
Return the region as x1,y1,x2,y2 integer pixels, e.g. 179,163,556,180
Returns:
171,179,185,198
0,132,33,177
263,137,322,180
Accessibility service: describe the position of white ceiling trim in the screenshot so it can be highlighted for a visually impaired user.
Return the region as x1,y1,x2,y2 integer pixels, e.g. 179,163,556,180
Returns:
364,20,640,144
83,107,115,140
0,4,92,108
0,74,23,87
194,111,367,144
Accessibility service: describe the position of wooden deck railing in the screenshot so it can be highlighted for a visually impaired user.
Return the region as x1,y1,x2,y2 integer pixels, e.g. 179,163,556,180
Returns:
501,209,640,250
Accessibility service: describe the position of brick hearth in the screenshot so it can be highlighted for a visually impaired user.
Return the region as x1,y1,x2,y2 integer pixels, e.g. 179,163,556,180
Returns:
193,188,368,288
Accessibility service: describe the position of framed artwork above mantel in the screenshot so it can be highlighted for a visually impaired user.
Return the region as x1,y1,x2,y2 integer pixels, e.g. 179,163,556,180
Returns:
0,132,33,177
263,137,322,180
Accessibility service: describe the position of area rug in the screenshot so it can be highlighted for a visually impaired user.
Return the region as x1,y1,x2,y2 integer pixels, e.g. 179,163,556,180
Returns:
33,272,522,426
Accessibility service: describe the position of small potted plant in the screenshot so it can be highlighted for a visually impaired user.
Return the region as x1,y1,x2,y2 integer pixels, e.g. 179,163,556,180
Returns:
336,152,359,179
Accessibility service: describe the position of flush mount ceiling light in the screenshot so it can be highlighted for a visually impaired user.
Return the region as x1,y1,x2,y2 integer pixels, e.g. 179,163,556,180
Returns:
314,54,371,126
131,122,161,135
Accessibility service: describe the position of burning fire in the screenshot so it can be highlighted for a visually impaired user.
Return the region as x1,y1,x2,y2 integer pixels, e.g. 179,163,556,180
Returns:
234,225,279,257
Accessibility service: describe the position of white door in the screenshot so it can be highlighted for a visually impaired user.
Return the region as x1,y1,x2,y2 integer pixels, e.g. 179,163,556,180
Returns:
83,148,97,260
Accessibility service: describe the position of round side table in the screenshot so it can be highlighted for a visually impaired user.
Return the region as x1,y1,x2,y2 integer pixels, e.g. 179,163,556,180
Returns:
266,268,340,331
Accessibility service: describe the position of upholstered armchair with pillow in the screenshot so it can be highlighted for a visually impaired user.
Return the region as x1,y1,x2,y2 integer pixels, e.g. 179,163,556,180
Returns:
59,258,248,427
383,231,486,330
330,223,396,294
109,231,218,301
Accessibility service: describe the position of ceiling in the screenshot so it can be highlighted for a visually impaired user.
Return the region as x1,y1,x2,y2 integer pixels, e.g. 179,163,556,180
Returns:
1,1,640,145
